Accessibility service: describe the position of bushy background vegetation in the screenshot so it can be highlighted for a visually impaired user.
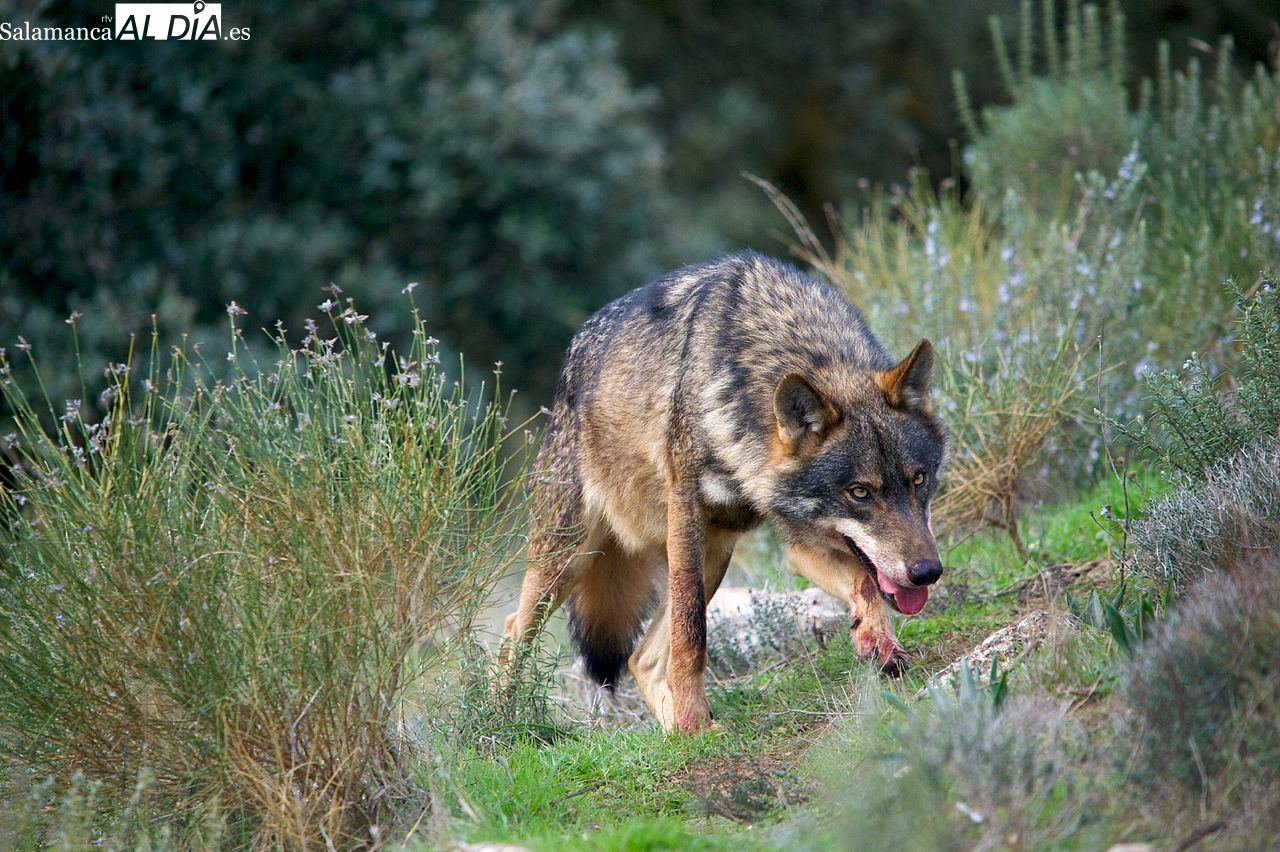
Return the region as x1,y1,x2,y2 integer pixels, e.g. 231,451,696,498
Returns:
3,0,1274,410
4,0,1280,849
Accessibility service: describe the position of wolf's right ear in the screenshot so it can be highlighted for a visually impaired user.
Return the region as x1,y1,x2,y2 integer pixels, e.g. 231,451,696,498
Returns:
877,339,934,414
774,374,839,449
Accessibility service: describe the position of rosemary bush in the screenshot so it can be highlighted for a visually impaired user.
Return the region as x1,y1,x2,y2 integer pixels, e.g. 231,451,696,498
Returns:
0,293,528,846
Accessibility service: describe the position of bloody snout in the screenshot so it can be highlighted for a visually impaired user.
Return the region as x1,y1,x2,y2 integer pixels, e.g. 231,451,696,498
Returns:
907,559,943,586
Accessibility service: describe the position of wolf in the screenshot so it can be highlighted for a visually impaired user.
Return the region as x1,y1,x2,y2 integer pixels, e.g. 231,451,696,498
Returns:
502,251,947,733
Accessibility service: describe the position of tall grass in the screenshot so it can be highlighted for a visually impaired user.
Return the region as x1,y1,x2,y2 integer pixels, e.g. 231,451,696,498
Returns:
0,292,529,846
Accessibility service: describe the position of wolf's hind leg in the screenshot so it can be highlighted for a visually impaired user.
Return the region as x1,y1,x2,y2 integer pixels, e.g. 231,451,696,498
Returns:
785,543,909,676
568,537,663,687
502,426,592,650
502,518,597,652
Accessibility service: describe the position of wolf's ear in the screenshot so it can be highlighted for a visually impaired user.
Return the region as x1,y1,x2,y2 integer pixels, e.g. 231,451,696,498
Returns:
877,339,934,414
774,374,839,448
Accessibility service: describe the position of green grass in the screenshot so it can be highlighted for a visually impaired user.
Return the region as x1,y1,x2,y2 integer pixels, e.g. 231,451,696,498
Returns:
437,731,731,849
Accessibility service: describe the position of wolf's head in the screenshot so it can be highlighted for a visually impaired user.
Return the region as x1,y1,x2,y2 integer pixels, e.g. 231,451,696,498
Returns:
766,340,947,615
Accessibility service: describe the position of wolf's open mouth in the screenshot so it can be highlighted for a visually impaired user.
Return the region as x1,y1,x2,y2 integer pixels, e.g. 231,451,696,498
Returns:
840,534,929,615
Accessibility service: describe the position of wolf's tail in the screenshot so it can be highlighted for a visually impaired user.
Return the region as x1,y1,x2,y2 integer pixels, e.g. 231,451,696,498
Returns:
566,553,656,688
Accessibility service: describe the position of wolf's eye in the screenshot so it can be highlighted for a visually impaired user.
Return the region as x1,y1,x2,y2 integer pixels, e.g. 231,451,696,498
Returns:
912,471,927,488
848,484,871,500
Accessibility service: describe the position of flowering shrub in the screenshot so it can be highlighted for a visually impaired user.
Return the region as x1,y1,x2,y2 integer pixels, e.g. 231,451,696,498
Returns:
0,292,529,845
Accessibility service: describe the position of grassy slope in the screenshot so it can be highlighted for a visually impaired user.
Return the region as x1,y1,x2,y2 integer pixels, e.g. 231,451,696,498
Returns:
430,473,1154,851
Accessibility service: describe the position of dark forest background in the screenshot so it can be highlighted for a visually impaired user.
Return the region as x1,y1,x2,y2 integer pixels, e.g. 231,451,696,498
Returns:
3,0,1277,406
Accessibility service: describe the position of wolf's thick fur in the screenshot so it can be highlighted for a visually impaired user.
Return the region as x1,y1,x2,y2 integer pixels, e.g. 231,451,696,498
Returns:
502,252,947,732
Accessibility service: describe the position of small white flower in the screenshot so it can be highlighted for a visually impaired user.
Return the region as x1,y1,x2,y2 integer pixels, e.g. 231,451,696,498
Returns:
226,301,248,317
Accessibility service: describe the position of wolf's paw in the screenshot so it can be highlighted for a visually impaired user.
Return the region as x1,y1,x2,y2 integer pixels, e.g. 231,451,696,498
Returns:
675,714,720,735
852,622,909,677
876,644,910,678
673,702,716,734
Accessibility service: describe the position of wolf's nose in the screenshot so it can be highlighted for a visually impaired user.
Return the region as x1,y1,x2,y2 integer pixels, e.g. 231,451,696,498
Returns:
907,559,943,586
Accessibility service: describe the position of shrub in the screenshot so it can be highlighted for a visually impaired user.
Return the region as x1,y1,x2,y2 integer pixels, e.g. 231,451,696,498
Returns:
815,666,1095,851
0,294,528,845
1125,436,1280,594
1139,38,1280,333
957,2,1280,365
954,0,1134,213
426,635,565,754
1116,280,1280,485
1123,554,1280,841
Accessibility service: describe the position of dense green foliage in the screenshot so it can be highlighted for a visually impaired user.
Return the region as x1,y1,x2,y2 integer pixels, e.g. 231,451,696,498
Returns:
1,1,671,405
1118,281,1280,483
5,0,1274,411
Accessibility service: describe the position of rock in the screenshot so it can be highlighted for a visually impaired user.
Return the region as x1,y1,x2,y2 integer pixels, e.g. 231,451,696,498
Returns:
705,586,848,676
555,586,849,726
919,609,1073,697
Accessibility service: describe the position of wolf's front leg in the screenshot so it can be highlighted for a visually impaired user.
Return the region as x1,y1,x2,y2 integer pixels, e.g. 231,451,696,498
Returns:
848,559,909,676
664,486,713,732
630,526,736,731
786,542,909,675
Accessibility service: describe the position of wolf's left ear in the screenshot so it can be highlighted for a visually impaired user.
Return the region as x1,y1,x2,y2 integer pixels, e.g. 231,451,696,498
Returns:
877,339,934,414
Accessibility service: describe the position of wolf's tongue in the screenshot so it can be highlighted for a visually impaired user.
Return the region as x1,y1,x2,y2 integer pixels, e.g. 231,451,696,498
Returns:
877,575,928,615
